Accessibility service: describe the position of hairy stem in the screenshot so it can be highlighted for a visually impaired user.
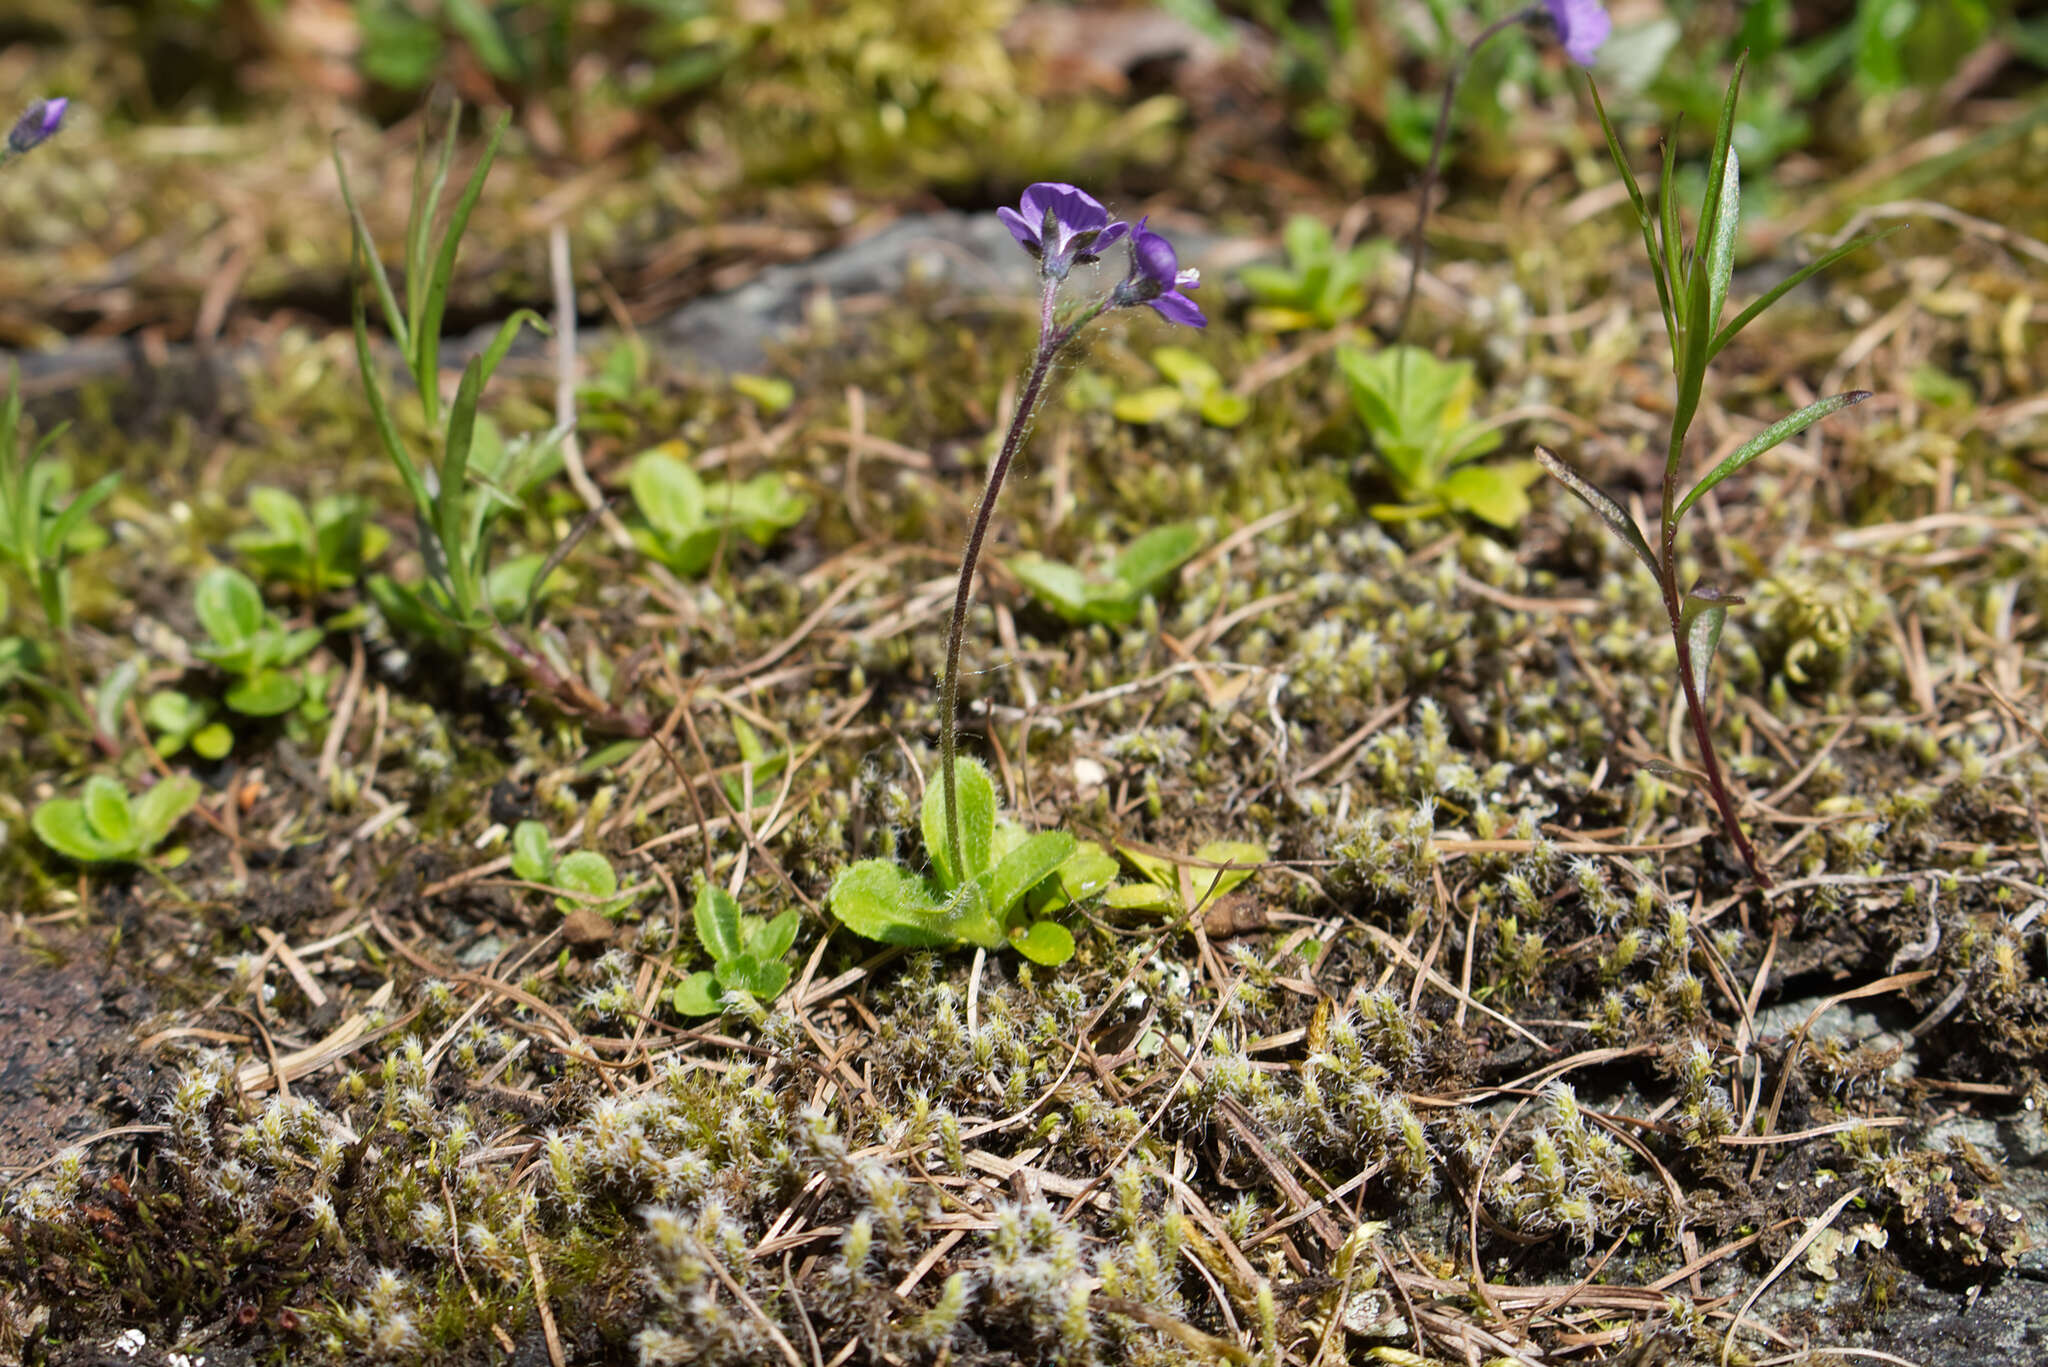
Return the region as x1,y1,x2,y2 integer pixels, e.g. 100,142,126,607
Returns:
937,278,1073,876
1392,8,1538,341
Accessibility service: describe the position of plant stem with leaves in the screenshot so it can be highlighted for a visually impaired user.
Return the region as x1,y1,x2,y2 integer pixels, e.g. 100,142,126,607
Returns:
1537,55,1879,887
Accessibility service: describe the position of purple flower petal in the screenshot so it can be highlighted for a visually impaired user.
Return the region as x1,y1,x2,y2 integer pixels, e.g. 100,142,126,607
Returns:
1147,290,1207,329
997,205,1041,255
1542,0,1611,66
7,97,69,156
1130,218,1181,290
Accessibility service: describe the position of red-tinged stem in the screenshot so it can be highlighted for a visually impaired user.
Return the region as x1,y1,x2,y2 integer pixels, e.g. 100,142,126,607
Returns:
1661,569,1768,887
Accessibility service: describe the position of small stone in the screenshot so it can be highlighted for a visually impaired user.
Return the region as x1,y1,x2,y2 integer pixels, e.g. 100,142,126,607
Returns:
560,911,616,950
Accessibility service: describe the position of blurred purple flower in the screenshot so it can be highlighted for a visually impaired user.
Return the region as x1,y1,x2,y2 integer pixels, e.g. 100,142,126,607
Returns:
1542,0,1611,66
1118,218,1205,328
6,98,68,156
997,183,1129,280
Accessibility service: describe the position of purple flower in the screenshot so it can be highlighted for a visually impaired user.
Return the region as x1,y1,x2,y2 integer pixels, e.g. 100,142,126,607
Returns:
6,98,68,156
1117,218,1206,328
998,183,1129,280
1541,0,1611,66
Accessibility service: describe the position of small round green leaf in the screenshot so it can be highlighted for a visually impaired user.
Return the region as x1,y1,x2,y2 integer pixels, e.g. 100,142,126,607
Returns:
1010,921,1075,966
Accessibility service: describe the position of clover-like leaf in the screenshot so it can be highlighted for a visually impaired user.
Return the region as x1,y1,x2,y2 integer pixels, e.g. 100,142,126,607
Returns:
1111,385,1185,426
1008,555,1094,622
629,447,708,540
552,850,619,914
510,820,555,884
130,776,201,849
33,797,128,863
1034,840,1121,913
671,970,724,1017
83,775,135,851
1188,840,1267,904
194,566,267,651
1113,524,1201,598
226,670,304,717
718,952,791,1001
1104,882,1178,913
922,757,997,890
1440,462,1536,530
745,907,801,964
693,880,745,962
1009,921,1076,966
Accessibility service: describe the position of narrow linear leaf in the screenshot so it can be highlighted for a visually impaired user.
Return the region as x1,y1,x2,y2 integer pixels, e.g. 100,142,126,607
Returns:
1587,76,1677,353
1707,228,1903,362
415,111,510,391
332,140,408,350
1675,392,1871,520
351,263,434,522
1689,53,1748,315
1706,144,1740,334
1534,446,1659,574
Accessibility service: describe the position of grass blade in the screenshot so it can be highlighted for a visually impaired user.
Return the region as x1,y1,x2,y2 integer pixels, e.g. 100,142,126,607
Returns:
1675,391,1871,520
332,141,408,354
1588,76,1677,356
1535,445,1659,575
351,247,435,526
416,110,510,420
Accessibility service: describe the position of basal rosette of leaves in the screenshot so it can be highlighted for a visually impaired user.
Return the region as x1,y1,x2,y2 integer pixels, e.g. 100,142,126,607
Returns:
829,757,1106,966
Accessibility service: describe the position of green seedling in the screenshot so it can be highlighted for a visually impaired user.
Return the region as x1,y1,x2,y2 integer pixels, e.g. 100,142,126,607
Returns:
1112,348,1249,428
230,487,390,596
1536,55,1878,886
1238,215,1388,331
720,712,791,812
144,690,233,761
1006,523,1201,627
510,820,639,917
670,881,802,1016
1339,344,1537,529
829,757,1084,966
33,773,202,866
0,367,119,740
730,373,795,415
1100,839,1267,916
337,102,641,733
336,101,552,637
192,567,323,717
628,444,809,577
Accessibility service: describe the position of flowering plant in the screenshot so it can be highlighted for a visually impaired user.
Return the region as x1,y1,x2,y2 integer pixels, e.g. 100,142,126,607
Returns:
829,182,1206,962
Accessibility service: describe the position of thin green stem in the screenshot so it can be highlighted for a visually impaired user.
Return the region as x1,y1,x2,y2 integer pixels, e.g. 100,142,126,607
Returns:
1392,7,1540,341
937,280,1105,875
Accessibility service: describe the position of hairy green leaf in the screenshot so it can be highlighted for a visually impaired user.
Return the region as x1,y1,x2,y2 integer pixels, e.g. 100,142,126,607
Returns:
1534,446,1659,574
694,881,745,961
923,757,997,890
1675,391,1871,520
828,860,952,947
